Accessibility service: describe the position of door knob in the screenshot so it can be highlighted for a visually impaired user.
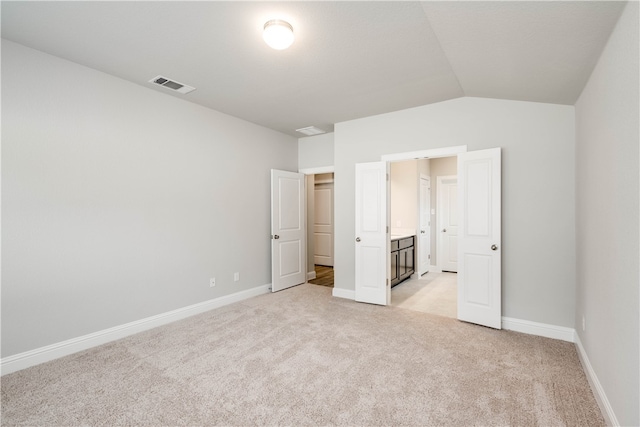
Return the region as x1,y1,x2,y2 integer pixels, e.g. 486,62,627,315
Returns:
491,244,498,251
273,235,280,240
442,229,447,233
421,230,425,234
356,237,361,242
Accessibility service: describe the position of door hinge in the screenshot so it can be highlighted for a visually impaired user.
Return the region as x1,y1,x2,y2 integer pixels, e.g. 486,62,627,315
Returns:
428,254,431,259
386,173,389,181
386,226,389,233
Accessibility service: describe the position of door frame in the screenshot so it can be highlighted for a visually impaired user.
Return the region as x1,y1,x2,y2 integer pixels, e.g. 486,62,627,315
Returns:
379,145,502,329
418,173,431,276
359,146,466,306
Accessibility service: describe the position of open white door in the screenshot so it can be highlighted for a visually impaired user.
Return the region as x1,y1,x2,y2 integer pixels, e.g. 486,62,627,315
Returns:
457,148,502,329
438,176,458,273
355,161,389,305
419,175,431,275
271,169,306,292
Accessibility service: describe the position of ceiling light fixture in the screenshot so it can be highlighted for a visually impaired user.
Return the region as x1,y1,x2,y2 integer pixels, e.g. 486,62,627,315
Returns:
263,19,294,50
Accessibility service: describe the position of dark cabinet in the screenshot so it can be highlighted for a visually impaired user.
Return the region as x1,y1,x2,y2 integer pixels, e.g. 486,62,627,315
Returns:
390,250,399,284
399,245,415,282
391,236,415,287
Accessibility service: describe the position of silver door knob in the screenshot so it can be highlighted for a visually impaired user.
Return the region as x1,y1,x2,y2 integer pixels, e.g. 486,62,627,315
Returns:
421,230,425,234
273,235,280,240
442,229,447,233
356,237,361,242
491,244,498,251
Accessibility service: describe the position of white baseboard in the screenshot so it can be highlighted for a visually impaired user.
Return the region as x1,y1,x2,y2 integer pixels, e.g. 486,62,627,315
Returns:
575,334,618,426
501,316,576,343
332,287,355,300
307,271,317,280
430,265,442,273
1,283,271,376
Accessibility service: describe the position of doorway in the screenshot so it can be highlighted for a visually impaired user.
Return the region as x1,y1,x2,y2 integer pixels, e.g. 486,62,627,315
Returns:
389,157,458,317
304,171,335,287
355,146,502,329
313,174,334,267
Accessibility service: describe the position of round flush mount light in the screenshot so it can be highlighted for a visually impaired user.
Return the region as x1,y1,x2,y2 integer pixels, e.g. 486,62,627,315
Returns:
263,19,294,50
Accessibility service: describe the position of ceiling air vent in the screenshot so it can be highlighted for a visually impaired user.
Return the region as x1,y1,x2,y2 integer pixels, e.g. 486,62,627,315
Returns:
296,126,326,136
149,75,195,95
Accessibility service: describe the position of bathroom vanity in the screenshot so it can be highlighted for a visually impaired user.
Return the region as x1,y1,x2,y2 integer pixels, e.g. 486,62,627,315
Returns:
390,234,415,287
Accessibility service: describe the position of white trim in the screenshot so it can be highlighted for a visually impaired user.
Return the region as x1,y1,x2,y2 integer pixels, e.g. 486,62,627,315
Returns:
299,166,334,175
501,317,575,342
307,271,317,280
1,284,271,376
332,287,355,300
430,265,442,273
381,145,467,162
575,334,618,426
500,318,616,424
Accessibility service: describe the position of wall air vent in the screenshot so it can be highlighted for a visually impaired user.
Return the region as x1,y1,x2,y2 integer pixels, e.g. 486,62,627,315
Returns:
149,75,196,95
296,126,326,136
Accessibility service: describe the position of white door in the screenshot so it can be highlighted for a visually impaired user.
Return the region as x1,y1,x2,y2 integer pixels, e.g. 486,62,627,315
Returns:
438,176,458,272
419,175,431,275
314,183,334,266
457,148,501,329
271,169,306,292
354,161,389,305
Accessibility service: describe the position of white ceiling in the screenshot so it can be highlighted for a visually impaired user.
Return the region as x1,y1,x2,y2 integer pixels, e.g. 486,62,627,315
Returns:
1,1,626,137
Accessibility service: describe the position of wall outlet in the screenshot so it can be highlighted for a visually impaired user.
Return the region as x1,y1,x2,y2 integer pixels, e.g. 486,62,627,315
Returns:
234,272,239,282
582,315,586,332
210,277,216,287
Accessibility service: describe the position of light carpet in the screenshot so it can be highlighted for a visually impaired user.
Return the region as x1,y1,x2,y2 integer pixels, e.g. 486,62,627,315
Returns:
391,272,458,318
1,284,604,426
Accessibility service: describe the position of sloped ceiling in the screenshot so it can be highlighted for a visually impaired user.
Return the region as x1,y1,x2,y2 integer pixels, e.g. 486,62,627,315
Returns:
1,1,626,136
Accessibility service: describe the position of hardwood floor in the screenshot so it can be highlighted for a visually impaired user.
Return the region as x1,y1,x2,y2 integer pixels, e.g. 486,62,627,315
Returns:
308,265,334,287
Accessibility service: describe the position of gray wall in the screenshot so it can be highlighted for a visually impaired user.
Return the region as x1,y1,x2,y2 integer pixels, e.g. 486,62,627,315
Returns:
575,2,639,425
1,40,298,357
334,97,576,328
298,133,334,170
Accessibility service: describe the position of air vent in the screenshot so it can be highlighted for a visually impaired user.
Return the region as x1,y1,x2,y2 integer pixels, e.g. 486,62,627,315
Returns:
149,75,195,95
296,126,326,136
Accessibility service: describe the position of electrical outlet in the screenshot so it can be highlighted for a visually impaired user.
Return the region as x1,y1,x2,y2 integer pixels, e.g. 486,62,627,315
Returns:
234,272,239,282
210,277,216,287
582,315,586,332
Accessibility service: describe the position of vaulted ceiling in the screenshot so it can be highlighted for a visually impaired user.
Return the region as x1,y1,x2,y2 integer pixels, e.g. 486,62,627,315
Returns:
1,1,626,136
